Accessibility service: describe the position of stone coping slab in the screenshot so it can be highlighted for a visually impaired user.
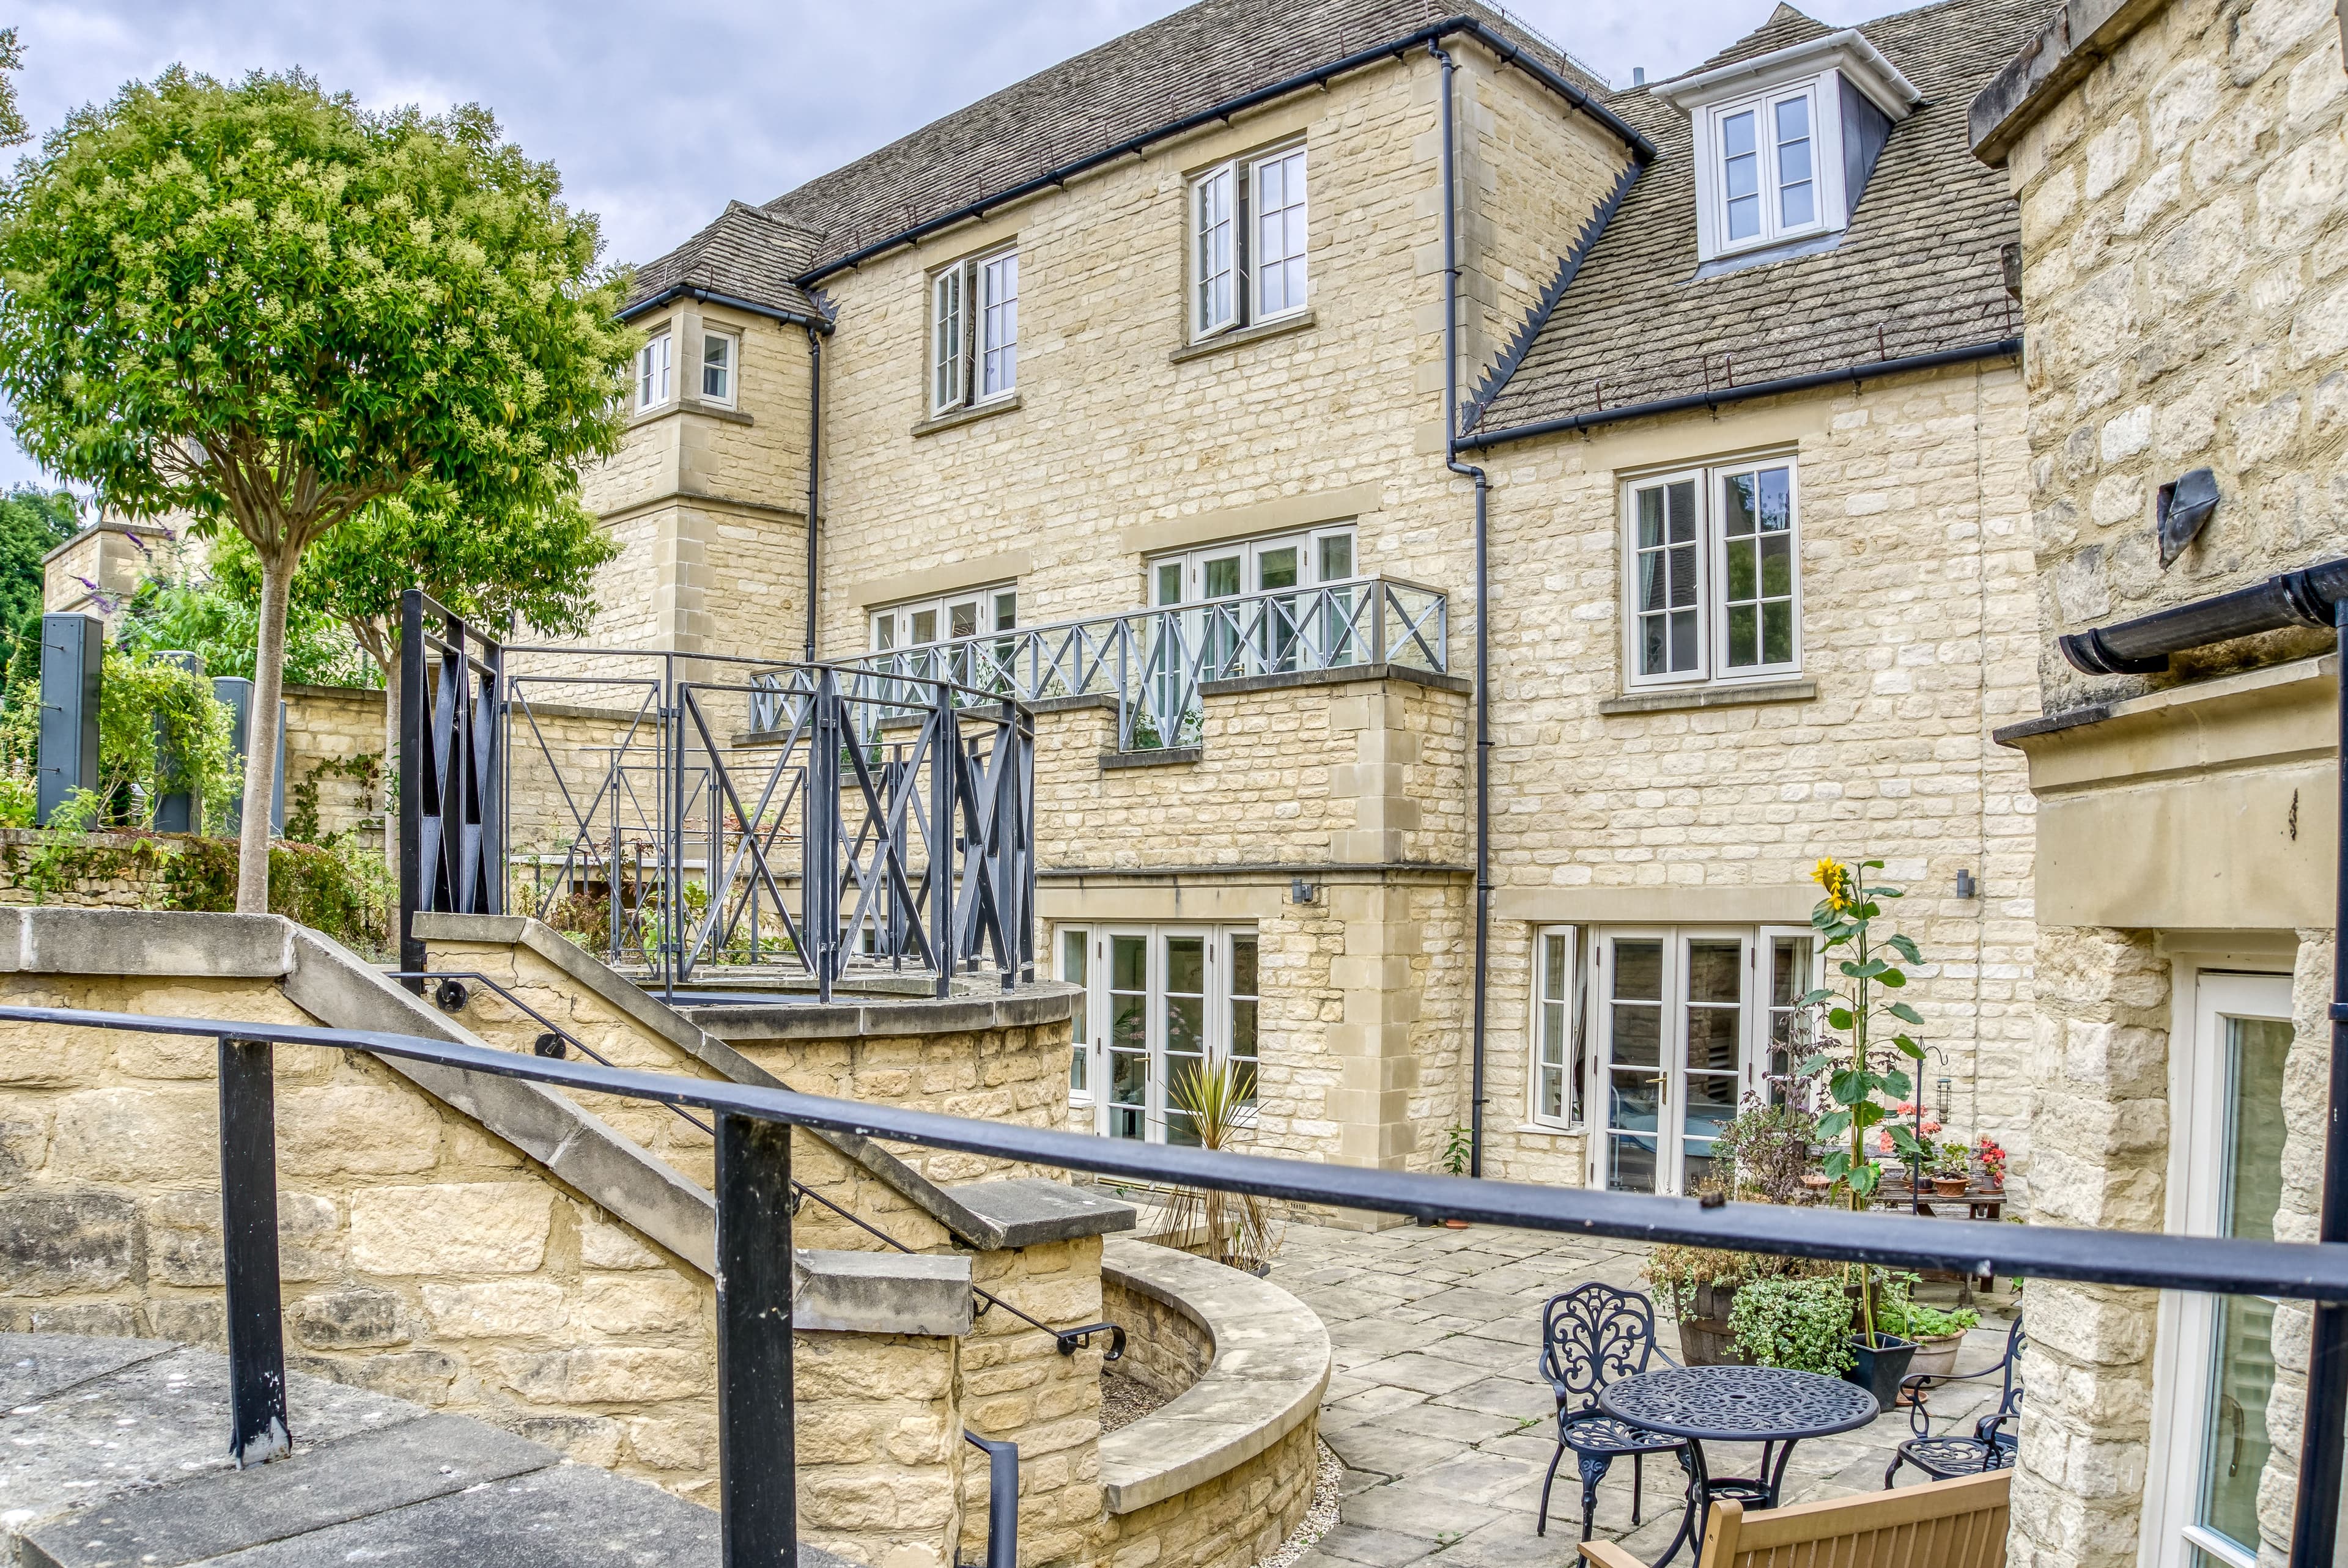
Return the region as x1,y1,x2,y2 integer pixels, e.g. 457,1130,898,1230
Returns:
949,1178,1136,1246
1098,1237,1332,1514
0,908,294,979
796,1248,974,1336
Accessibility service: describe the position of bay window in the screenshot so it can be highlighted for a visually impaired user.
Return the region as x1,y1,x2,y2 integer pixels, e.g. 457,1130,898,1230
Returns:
1623,457,1800,688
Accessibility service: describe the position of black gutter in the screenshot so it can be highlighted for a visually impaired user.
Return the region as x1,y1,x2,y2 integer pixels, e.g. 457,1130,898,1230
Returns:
1456,337,2024,452
1432,41,1493,1182
795,17,1656,287
619,283,833,334
2058,558,2348,674
2056,559,2348,1566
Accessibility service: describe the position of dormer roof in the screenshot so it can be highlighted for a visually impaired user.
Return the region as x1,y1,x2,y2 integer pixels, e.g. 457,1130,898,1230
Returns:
1651,27,1923,120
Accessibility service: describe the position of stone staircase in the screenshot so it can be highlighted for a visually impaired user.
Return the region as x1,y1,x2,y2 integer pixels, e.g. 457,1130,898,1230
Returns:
0,1332,836,1566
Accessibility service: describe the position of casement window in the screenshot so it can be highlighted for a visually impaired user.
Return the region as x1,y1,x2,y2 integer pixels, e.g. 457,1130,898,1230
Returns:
1584,927,1814,1195
1058,924,1258,1144
930,246,1018,414
868,584,1017,653
1189,144,1308,339
636,333,672,411
1530,928,1586,1131
2143,971,2295,1568
1623,458,1800,688
1711,85,1820,248
700,329,737,407
1147,525,1358,677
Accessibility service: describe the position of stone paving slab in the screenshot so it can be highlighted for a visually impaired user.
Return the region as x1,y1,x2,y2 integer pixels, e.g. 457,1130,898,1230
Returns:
0,1336,175,1408
1267,1220,2020,1568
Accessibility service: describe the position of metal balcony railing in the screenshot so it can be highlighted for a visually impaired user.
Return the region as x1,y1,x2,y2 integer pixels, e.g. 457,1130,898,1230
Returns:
12,1002,2348,1567
836,576,1449,751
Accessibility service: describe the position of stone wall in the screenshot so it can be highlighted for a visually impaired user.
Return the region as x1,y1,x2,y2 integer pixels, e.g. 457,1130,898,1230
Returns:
1103,1268,1213,1400
280,683,385,845
1975,0,2348,712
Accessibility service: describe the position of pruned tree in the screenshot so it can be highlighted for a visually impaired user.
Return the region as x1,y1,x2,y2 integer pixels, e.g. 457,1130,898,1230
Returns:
0,68,633,910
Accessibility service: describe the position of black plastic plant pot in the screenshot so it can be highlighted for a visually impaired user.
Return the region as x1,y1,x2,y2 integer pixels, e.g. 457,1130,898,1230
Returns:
1845,1334,1917,1410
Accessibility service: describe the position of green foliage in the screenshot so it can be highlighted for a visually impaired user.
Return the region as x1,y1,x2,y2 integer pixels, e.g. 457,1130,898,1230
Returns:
1934,1139,1974,1179
1162,1059,1282,1272
0,28,28,150
159,834,392,957
1710,1095,1821,1204
1440,1122,1473,1176
283,753,382,845
1727,1276,1855,1375
117,558,374,688
1639,1245,1834,1320
95,648,240,831
1800,858,1935,1347
0,68,636,544
0,487,79,640
1881,1301,1980,1339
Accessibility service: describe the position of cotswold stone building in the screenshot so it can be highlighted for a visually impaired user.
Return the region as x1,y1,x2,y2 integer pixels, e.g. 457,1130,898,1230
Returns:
583,0,2051,1194
1967,0,2348,1564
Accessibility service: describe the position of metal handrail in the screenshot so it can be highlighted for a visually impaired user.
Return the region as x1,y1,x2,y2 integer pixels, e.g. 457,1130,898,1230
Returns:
23,999,2348,1564
836,575,1451,751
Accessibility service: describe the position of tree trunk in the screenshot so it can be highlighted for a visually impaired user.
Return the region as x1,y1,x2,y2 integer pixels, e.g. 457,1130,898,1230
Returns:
237,551,295,913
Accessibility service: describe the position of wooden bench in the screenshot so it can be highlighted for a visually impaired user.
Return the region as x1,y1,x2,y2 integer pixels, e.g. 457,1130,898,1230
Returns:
1578,1471,2010,1568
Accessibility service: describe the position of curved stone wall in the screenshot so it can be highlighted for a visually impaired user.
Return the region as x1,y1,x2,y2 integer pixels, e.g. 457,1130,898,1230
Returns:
1099,1239,1331,1568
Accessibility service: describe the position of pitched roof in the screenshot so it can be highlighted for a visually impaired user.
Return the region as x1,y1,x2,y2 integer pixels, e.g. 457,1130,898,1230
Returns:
626,201,826,322
1465,0,2053,437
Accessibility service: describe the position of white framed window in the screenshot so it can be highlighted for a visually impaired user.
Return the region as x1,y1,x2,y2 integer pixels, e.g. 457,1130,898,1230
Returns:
636,332,672,411
1531,927,1583,1130
1623,457,1800,689
2143,970,2295,1568
929,246,1017,414
1710,84,1822,249
1061,927,1091,1102
868,583,1018,653
1148,524,1359,677
1189,144,1307,340
1582,926,1814,1194
700,329,737,407
1059,924,1259,1144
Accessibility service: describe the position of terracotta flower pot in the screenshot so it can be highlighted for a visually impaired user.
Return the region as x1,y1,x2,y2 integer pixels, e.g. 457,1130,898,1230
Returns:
1905,1330,1967,1383
1932,1176,1970,1196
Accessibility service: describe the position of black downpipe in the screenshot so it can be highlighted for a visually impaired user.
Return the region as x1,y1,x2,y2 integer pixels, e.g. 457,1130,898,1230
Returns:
804,325,823,663
2295,592,2348,1567
1431,41,1491,1180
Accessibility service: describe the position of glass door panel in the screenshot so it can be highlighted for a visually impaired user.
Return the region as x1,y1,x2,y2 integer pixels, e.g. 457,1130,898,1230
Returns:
2193,1013,2291,1563
1315,531,1359,666
1063,929,1090,1099
1161,935,1208,1146
1198,551,1243,680
1228,933,1258,1107
1255,542,1303,672
1765,935,1813,1097
1681,938,1745,1192
1106,934,1149,1140
1603,938,1664,1193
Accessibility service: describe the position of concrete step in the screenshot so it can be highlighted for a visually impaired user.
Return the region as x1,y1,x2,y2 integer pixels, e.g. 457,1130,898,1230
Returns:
0,1334,845,1568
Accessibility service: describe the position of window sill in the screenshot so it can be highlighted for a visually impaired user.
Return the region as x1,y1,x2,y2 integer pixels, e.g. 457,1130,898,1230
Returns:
1512,1122,1583,1140
1101,745,1202,770
630,396,752,429
1598,679,1816,716
912,394,1021,439
1169,311,1317,366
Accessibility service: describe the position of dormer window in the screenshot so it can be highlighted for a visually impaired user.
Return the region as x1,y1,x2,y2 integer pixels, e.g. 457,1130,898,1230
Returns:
1655,29,1919,268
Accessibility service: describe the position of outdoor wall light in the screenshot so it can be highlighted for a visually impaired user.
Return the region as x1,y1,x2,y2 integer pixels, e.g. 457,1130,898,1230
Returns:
1290,878,1319,906
1936,1076,1953,1124
2157,467,2219,568
1955,868,1976,899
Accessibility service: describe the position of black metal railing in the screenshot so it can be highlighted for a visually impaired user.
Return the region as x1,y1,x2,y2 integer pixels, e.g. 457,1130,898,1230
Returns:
396,589,1037,1001
17,1000,2348,1565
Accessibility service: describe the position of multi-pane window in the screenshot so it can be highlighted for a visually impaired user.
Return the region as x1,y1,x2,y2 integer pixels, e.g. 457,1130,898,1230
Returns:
1532,928,1583,1130
636,333,671,411
1060,924,1259,1144
869,585,1017,652
1062,929,1090,1100
1711,84,1823,249
929,246,1017,414
1189,144,1308,339
1623,458,1800,688
701,330,736,406
1148,525,1359,676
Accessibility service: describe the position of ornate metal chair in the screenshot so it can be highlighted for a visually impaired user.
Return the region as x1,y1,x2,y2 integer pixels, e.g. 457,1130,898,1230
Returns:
1883,1315,2025,1487
1535,1283,1688,1540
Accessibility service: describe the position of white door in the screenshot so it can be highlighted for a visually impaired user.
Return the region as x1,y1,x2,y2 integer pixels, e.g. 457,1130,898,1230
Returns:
1592,932,1750,1194
2149,972,2295,1568
1071,925,1255,1145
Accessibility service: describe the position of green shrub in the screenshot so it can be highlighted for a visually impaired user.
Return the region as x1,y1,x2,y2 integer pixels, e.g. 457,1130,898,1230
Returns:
160,834,392,959
1727,1276,1855,1375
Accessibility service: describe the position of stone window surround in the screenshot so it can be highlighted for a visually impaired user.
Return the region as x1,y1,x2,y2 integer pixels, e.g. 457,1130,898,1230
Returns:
911,392,1021,439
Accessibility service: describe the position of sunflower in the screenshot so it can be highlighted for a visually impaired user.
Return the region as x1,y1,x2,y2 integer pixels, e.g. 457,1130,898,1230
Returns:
1811,857,1851,912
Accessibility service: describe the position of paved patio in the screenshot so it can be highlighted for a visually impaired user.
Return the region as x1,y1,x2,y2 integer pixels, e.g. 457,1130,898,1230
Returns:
1263,1220,2020,1568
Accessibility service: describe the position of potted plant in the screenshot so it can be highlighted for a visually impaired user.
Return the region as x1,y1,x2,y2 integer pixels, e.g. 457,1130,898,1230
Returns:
1727,1277,1853,1376
1159,1061,1282,1273
1977,1135,2007,1191
1797,856,1935,1408
1641,1245,1833,1366
1931,1141,1973,1196
1891,1303,1981,1383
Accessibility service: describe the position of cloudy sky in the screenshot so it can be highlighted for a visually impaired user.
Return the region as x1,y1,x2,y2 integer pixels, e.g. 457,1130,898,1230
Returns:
2,0,1919,494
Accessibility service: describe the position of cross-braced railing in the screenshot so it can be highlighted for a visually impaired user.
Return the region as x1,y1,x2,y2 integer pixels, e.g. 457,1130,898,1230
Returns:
838,575,1449,751
397,590,1036,1000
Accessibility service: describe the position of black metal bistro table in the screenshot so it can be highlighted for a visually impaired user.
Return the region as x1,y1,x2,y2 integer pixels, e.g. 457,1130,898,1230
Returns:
1598,1365,1880,1566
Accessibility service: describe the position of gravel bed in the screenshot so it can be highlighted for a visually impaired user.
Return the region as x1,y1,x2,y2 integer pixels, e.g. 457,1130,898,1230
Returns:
1099,1369,1172,1434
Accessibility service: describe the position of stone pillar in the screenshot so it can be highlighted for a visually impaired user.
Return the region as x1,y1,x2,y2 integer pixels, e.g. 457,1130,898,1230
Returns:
2250,930,2333,1568
959,1236,1109,1568
2009,926,2169,1568
1325,882,1423,1173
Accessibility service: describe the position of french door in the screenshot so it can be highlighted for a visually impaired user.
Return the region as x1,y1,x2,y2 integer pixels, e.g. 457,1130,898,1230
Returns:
1149,528,1357,680
2150,971,2294,1568
1062,925,1259,1145
1589,929,1812,1195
